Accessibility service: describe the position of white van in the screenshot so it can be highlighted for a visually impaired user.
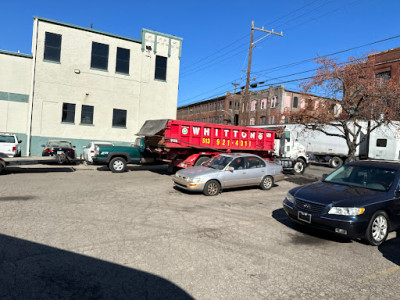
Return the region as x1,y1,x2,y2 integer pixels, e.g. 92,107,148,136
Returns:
0,133,21,157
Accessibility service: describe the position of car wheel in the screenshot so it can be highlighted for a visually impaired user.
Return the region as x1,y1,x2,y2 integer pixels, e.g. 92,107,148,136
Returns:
366,211,389,246
260,175,274,190
109,157,127,173
203,180,221,196
195,156,210,166
329,157,343,168
293,159,305,175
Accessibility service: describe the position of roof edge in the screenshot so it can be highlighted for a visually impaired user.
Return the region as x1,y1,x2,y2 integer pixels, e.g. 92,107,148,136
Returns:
34,16,142,44
0,49,32,58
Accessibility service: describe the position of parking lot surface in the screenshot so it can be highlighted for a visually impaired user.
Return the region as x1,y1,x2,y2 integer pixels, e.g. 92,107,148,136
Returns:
0,164,399,299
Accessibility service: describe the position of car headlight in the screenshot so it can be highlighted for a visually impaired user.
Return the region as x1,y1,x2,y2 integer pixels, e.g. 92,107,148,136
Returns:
285,192,295,204
187,178,201,183
328,207,365,216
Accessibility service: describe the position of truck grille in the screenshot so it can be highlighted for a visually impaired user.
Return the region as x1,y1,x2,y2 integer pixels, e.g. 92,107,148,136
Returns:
294,198,326,214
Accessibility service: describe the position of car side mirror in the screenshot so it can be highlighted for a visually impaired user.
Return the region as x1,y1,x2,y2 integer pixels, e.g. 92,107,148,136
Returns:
226,166,234,172
41,144,45,147
73,146,76,149
322,174,328,180
18,140,22,144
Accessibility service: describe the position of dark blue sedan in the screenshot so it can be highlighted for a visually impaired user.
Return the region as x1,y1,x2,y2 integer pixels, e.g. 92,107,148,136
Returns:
283,161,400,245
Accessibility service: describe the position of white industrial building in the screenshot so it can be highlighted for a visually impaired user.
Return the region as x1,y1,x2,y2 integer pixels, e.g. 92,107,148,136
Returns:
0,17,182,156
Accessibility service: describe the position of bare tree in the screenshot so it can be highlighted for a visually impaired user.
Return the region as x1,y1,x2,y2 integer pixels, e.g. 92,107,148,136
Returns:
286,54,400,161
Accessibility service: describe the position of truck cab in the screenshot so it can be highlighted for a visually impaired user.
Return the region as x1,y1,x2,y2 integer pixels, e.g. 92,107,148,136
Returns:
0,133,22,157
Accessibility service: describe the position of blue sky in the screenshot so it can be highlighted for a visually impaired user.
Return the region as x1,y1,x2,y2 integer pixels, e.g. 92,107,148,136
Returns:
2,1,400,107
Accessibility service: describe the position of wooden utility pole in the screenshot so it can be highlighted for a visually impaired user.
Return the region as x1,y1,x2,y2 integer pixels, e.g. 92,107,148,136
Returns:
241,21,283,125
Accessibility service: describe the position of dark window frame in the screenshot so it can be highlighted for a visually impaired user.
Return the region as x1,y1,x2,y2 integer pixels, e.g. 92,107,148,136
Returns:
44,32,62,63
116,47,130,75
112,109,127,128
62,103,76,123
293,96,298,108
376,139,387,147
81,105,94,125
91,42,109,71
155,55,167,81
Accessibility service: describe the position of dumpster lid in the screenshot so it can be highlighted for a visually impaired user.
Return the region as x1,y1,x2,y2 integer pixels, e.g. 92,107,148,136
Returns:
136,119,170,136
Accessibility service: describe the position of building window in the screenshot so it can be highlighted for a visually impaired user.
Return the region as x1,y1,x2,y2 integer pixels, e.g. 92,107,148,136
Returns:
251,100,257,111
269,116,275,124
271,96,277,108
44,32,62,62
229,101,232,109
155,55,167,81
293,96,298,108
250,117,255,125
62,103,76,123
112,109,127,127
91,42,109,70
261,99,267,109
376,139,387,147
81,105,94,125
260,116,266,125
116,47,130,74
375,71,391,82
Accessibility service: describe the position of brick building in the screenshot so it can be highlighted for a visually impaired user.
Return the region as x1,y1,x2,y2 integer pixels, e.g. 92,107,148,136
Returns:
368,47,400,83
177,85,308,126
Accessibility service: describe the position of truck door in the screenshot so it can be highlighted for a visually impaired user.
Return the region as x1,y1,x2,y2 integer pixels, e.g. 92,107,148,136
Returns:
369,138,397,161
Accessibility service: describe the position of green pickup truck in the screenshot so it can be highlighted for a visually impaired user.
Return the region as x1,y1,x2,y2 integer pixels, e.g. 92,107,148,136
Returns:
92,138,155,173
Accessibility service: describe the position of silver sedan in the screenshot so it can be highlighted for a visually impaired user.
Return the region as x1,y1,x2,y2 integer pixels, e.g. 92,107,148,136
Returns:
172,153,285,196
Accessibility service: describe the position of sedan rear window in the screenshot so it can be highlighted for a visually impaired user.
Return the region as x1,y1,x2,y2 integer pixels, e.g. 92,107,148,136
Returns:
47,141,73,148
325,165,397,191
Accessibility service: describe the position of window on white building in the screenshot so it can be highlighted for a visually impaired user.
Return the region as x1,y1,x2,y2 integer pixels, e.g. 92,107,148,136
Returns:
81,105,94,125
62,103,75,123
155,55,167,81
91,42,109,70
44,32,62,62
116,47,130,74
112,109,127,127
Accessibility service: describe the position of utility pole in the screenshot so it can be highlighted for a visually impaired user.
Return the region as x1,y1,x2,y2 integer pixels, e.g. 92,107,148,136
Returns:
232,82,240,93
241,21,283,125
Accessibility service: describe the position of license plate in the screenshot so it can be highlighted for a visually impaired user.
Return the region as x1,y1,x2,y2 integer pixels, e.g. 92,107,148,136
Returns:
298,211,311,223
57,151,63,155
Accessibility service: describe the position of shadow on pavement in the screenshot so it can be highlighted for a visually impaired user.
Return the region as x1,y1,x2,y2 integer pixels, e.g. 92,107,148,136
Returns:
96,164,171,175
378,234,400,266
2,167,75,175
0,234,193,299
272,208,351,244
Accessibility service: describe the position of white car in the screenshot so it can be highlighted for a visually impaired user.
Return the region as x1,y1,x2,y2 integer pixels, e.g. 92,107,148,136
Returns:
0,133,21,157
83,141,114,163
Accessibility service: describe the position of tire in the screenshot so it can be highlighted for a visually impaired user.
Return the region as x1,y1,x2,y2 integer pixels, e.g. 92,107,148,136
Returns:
195,156,210,166
329,157,343,168
203,180,221,196
260,175,274,190
366,211,389,246
293,159,305,175
109,157,127,173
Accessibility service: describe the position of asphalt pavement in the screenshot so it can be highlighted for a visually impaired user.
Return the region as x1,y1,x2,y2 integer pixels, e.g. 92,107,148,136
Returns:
0,163,399,299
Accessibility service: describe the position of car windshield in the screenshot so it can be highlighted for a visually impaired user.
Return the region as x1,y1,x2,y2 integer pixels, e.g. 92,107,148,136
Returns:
0,135,15,143
47,141,72,148
204,155,234,170
324,164,397,191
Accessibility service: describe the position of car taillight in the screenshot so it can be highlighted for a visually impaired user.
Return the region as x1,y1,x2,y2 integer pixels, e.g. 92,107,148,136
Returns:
68,149,75,153
91,150,94,153
12,146,16,151
45,149,53,153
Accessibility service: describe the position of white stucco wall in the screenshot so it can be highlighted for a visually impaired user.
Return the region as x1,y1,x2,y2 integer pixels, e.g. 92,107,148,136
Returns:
27,18,181,155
